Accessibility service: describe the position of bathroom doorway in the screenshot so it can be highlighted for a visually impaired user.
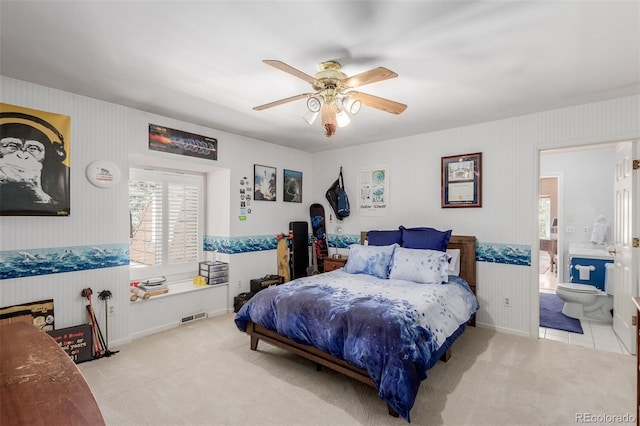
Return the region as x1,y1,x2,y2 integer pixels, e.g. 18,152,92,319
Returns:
537,142,632,355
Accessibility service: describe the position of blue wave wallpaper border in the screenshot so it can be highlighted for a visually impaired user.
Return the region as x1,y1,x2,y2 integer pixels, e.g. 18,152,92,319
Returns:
204,233,362,254
0,243,129,280
205,235,531,266
204,235,279,254
1,237,530,280
328,234,361,249
476,242,531,266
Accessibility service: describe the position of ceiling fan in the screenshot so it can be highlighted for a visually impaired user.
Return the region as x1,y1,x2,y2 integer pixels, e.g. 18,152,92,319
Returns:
253,60,407,138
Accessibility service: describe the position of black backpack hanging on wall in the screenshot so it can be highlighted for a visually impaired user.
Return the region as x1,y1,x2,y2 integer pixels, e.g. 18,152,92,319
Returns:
326,167,350,220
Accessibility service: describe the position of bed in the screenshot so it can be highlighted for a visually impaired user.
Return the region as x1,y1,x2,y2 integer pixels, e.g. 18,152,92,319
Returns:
235,230,479,422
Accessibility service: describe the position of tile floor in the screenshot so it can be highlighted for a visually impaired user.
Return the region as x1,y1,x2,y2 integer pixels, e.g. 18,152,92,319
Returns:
539,251,631,355
539,311,631,355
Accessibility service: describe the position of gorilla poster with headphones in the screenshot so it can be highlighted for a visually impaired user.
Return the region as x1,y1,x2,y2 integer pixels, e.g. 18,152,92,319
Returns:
0,103,70,216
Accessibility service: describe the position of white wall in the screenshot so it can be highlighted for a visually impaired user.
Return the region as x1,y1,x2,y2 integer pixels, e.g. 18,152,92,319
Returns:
312,95,639,336
0,76,312,345
1,75,638,342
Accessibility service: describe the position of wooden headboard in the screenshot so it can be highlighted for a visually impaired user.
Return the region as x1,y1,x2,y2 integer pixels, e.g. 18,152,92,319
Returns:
359,231,477,295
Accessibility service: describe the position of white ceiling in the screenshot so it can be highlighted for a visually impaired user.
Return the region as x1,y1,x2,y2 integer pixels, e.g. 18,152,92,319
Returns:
1,1,638,153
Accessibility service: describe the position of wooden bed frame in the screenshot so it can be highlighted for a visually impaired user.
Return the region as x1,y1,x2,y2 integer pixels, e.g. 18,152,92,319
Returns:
244,234,477,417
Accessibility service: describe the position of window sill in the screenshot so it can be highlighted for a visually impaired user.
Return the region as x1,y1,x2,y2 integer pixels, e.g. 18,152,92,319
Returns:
130,279,228,303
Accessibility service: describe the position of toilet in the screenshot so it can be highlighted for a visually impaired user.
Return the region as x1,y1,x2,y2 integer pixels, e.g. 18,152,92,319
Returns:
555,263,614,323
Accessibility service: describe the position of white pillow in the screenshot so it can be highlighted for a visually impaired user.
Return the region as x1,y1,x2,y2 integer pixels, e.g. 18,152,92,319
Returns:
344,244,398,279
389,247,450,284
447,249,461,276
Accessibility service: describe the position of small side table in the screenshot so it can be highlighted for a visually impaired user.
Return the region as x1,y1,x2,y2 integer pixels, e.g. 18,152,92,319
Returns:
324,256,348,272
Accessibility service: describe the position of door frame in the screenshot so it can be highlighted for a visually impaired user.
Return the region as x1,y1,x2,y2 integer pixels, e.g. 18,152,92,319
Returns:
531,137,637,339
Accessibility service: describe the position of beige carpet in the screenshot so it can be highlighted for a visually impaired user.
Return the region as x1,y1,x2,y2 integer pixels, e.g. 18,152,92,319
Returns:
79,313,634,426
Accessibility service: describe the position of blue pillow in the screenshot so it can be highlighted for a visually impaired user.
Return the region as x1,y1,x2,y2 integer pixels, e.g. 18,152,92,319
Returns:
344,244,398,279
367,229,402,246
400,226,452,252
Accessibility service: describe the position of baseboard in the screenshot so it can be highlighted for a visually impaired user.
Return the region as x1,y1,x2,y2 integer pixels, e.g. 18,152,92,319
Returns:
129,323,177,342
476,322,532,338
112,309,230,348
208,307,230,317
108,336,132,348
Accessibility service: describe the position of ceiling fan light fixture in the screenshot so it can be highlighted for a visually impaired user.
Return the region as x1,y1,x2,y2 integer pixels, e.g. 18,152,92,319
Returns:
255,59,405,139
336,108,351,128
322,103,337,137
306,96,322,113
342,94,362,115
302,110,319,125
324,123,337,138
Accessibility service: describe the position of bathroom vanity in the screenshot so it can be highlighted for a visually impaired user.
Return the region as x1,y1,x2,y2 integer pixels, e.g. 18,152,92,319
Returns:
568,248,614,291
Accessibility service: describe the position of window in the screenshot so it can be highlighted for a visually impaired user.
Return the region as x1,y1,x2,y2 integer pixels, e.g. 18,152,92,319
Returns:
539,196,551,239
129,168,203,279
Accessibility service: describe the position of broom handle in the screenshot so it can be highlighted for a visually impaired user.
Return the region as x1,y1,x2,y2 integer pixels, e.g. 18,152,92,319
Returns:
103,298,109,351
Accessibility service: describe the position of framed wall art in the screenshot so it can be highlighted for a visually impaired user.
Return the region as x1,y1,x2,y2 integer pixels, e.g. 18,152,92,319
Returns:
441,152,482,208
358,166,389,216
283,169,302,203
148,124,217,161
254,164,276,201
0,103,71,216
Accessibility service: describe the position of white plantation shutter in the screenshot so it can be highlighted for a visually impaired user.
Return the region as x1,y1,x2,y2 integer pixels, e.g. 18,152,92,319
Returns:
129,169,202,273
129,179,163,266
166,182,200,263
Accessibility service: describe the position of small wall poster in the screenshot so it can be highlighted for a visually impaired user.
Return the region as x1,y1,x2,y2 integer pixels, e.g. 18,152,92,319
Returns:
254,164,276,201
283,169,302,203
239,176,251,221
358,166,389,216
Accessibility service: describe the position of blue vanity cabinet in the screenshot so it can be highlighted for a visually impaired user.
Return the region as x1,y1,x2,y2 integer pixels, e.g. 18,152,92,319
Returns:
569,256,614,291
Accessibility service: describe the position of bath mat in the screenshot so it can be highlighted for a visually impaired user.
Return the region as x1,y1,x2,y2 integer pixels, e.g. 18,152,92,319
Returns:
539,292,583,334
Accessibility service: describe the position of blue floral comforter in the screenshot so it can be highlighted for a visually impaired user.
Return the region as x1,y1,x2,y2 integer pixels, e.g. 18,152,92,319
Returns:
234,270,479,421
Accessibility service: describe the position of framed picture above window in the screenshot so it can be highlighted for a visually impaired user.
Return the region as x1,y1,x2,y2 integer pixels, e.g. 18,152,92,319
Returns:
148,124,217,161
254,164,277,201
441,152,482,208
283,169,302,203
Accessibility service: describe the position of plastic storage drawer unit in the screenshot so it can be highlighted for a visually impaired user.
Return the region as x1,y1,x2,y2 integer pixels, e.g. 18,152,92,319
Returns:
199,261,229,285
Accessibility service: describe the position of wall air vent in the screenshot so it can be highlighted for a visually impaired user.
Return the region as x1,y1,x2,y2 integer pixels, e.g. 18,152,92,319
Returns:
181,311,207,324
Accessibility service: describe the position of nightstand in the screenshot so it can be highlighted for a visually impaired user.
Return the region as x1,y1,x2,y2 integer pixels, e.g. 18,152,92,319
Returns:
323,256,348,272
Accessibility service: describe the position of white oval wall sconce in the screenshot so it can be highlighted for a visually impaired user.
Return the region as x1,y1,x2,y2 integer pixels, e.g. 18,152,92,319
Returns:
86,160,121,188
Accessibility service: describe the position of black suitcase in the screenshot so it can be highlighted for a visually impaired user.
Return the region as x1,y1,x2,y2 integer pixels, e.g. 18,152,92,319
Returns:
289,221,309,279
250,274,284,293
233,292,255,313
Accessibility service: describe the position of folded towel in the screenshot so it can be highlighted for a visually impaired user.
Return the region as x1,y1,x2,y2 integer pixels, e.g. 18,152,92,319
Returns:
575,264,595,280
590,223,608,244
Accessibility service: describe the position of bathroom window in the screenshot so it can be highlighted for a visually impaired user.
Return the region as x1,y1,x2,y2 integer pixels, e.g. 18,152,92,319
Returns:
129,168,203,279
539,196,551,239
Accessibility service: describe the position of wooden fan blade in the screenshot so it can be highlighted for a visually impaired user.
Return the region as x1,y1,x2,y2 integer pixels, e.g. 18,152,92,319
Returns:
263,60,320,86
253,93,310,111
341,67,398,89
351,92,407,115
